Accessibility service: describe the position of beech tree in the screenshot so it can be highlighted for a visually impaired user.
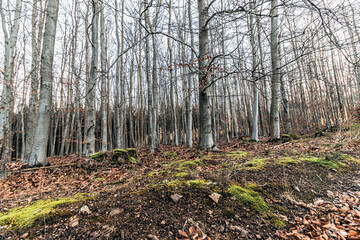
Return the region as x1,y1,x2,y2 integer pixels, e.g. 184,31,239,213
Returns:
28,0,60,166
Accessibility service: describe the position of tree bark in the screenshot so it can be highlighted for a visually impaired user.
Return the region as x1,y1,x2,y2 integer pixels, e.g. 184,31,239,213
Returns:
85,0,99,156
28,0,59,166
198,0,214,150
269,0,281,140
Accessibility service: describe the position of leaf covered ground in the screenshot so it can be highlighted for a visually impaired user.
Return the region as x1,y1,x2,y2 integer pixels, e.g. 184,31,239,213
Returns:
1,124,360,239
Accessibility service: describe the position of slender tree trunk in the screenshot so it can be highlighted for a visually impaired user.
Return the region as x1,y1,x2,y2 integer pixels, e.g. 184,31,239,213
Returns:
0,0,22,178
186,0,194,147
248,0,259,141
28,0,59,166
269,0,281,140
198,0,214,150
85,0,99,156
100,1,107,151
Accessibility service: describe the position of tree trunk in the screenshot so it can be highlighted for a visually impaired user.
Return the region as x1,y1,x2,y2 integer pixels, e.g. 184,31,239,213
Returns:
28,0,59,166
85,0,99,156
269,0,281,140
198,0,214,150
0,0,22,178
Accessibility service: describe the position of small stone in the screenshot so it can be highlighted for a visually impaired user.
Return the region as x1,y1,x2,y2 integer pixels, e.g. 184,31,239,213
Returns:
80,205,91,214
161,220,166,225
90,231,100,238
21,233,29,238
256,234,261,239
148,234,159,240
209,193,221,204
170,194,183,202
110,208,124,216
69,215,79,227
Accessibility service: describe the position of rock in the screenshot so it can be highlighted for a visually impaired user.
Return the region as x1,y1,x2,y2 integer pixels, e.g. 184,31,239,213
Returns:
229,225,248,235
110,208,124,216
90,231,100,238
170,194,183,202
21,233,29,238
80,205,91,214
148,234,159,240
69,215,79,227
209,193,221,204
293,186,300,192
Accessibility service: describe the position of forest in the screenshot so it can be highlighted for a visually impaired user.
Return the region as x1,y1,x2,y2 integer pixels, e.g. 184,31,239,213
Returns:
0,0,360,239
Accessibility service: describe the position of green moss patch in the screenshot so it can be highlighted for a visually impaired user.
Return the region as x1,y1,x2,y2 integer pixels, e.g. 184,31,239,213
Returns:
175,172,190,178
185,180,207,189
243,158,269,170
300,156,347,170
226,151,250,159
89,151,105,161
164,151,178,159
276,157,300,166
178,159,202,169
228,185,268,212
0,194,90,228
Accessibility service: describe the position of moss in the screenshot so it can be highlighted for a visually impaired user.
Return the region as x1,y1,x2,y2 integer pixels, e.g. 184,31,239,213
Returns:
93,177,106,181
90,151,105,161
271,214,286,229
300,156,347,170
246,183,262,192
329,152,360,164
227,151,250,159
178,159,202,169
221,162,232,168
114,149,127,154
129,157,138,163
281,134,292,143
164,151,178,159
243,158,269,170
185,179,207,189
228,185,268,212
126,148,138,159
276,157,300,166
175,172,189,178
0,195,88,228
166,180,183,189
147,171,161,177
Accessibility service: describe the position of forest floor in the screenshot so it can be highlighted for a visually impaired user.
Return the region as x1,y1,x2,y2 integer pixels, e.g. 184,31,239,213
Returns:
1,124,360,239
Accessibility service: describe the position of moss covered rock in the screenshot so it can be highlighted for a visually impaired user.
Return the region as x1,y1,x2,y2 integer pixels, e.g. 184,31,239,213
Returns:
228,185,268,212
91,149,139,165
0,194,91,228
89,151,106,161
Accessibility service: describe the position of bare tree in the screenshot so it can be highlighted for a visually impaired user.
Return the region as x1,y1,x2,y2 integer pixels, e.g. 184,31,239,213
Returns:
28,0,60,166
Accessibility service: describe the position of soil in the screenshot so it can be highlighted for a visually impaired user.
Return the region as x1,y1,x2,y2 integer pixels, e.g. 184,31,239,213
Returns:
0,128,360,239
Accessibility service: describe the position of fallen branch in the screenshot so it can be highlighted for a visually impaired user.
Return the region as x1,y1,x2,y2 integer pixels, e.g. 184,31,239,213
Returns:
13,163,77,173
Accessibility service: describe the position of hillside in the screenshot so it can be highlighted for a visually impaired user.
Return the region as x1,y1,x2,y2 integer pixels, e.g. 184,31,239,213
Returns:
1,124,360,239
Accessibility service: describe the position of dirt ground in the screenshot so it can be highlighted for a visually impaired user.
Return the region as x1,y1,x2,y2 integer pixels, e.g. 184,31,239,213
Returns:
1,126,360,239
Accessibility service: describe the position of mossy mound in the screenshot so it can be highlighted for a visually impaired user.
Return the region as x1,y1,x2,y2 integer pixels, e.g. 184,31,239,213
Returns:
243,158,269,170
226,151,250,159
228,185,268,212
281,134,292,143
300,156,347,170
90,148,139,165
89,151,106,161
164,179,209,190
178,159,202,169
0,194,91,228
